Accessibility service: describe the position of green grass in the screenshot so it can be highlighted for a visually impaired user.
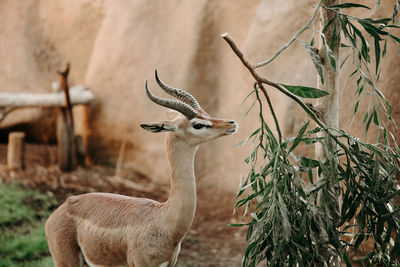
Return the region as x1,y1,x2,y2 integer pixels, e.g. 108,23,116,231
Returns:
0,183,57,267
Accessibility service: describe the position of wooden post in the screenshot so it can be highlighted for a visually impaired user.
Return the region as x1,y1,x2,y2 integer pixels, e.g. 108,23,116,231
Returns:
56,63,76,171
7,132,25,171
73,104,92,166
57,109,76,171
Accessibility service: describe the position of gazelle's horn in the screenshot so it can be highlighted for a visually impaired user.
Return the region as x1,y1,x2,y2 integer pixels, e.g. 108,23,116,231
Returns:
145,81,197,120
155,70,200,109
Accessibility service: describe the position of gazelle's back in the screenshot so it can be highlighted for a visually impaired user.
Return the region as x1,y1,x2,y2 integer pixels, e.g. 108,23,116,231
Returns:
45,193,171,267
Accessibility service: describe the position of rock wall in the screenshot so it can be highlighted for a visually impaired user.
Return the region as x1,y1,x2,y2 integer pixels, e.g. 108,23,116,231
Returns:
0,0,399,192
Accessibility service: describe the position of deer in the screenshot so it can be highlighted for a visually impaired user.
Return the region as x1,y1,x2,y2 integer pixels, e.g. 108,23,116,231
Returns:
45,70,238,267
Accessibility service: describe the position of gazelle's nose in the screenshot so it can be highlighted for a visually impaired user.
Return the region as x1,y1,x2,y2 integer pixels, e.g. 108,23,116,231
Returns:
228,120,236,124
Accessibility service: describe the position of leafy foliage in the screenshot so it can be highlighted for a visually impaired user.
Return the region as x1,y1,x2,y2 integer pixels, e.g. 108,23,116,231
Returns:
235,1,400,266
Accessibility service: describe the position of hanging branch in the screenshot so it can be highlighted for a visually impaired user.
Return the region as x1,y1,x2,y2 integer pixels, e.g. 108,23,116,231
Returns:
226,1,400,265
221,32,370,179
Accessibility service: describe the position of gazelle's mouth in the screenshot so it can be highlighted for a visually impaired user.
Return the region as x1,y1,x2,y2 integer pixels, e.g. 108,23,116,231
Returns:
225,123,238,135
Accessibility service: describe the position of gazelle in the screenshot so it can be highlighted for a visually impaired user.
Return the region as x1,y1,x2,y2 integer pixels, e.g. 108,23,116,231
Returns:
45,70,238,267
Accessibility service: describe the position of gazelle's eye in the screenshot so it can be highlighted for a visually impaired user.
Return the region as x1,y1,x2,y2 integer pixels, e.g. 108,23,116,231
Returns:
192,124,205,130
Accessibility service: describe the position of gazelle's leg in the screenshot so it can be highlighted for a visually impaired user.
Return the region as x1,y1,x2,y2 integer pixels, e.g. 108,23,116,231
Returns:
45,206,82,267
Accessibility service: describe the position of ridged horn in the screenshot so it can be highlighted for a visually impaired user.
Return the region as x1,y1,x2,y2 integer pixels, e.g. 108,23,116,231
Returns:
145,81,197,120
155,70,200,109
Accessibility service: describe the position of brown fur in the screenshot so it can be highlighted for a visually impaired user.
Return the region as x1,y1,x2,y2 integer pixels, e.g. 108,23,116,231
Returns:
45,112,237,267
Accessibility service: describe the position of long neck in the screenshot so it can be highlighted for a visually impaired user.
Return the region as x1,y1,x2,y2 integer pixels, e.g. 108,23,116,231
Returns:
164,133,198,240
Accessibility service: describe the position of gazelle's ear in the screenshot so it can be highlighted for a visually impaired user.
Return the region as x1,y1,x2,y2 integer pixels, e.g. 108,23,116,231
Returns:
140,122,176,133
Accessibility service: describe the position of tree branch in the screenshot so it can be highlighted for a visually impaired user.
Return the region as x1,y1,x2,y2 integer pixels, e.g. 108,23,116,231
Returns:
254,0,323,68
221,32,369,178
221,33,325,128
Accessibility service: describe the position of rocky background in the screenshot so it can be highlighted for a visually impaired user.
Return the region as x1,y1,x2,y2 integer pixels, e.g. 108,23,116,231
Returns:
0,0,399,192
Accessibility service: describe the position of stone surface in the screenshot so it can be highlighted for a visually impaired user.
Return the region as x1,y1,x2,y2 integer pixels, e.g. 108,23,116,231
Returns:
0,0,398,191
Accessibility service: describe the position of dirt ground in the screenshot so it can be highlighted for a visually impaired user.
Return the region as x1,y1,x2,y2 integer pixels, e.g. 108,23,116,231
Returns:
0,143,247,266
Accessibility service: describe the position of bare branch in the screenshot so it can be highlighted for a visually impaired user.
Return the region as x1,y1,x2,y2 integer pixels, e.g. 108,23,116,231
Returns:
254,0,323,68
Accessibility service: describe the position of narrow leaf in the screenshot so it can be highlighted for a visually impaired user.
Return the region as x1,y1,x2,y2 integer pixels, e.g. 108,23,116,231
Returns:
280,84,329,98
374,38,381,75
277,193,291,241
350,23,370,62
340,53,351,69
393,0,399,23
354,99,360,115
322,17,336,34
300,40,324,84
359,21,387,39
329,24,337,51
289,121,309,153
300,156,320,168
343,252,352,267
373,107,379,126
366,112,374,134
363,18,391,25
234,128,260,147
354,233,365,253
328,3,371,9
389,34,400,42
382,39,387,58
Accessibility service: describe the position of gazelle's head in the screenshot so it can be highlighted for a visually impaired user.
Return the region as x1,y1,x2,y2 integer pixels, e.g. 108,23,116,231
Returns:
141,71,238,146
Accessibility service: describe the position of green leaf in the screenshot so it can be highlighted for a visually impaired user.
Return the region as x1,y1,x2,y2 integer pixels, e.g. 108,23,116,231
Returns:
350,23,370,62
354,233,365,253
359,21,388,39
343,252,352,267
390,231,400,260
322,17,336,34
240,88,256,106
354,99,360,115
329,51,336,70
386,24,400,28
329,24,337,51
234,128,260,147
300,40,324,84
365,112,374,134
372,107,379,126
288,121,309,153
359,251,376,261
363,18,391,25
382,39,387,59
389,34,400,42
340,53,351,69
383,128,389,145
328,3,371,10
280,84,329,98
362,110,369,124
229,223,249,227
277,193,291,241
374,38,381,75
393,0,399,23
300,156,320,168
